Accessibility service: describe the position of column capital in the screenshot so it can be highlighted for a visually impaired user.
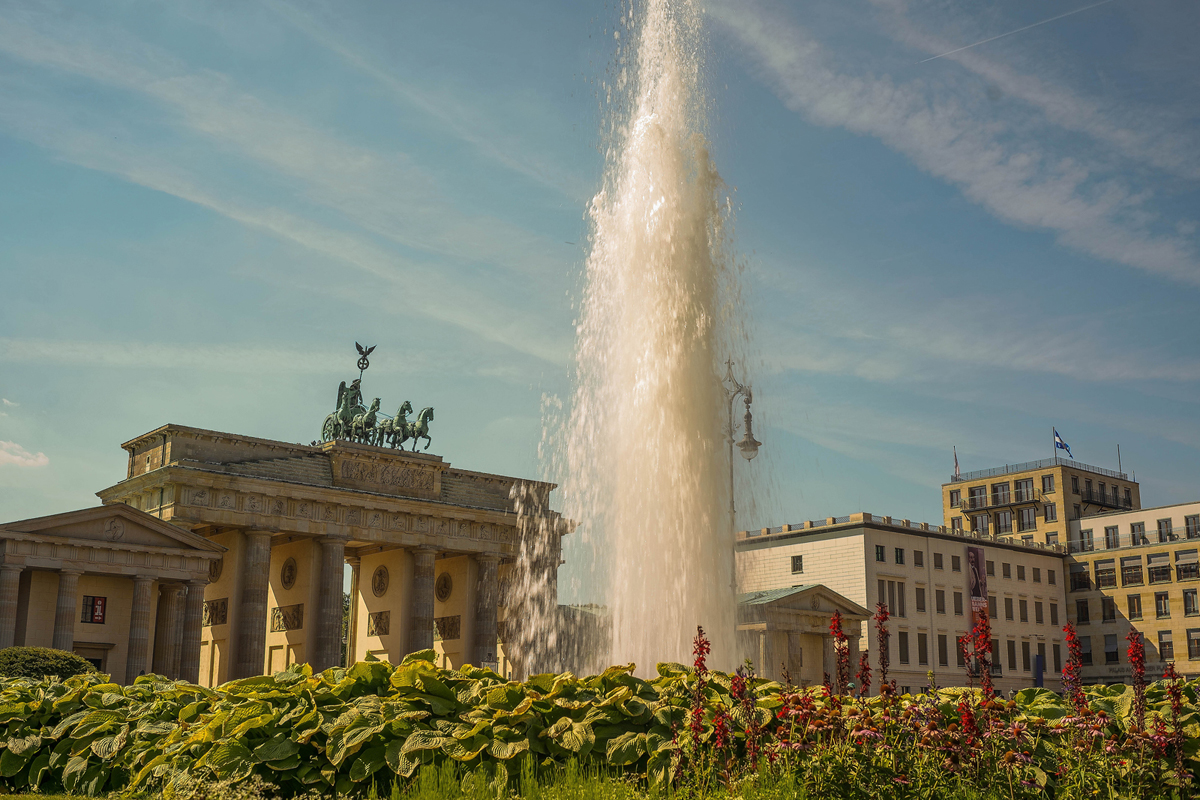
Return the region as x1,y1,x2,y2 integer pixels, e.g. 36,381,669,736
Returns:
319,534,351,545
345,555,362,567
476,553,502,565
185,578,210,589
243,529,274,541
0,563,23,574
414,544,438,554
133,574,157,585
58,568,84,576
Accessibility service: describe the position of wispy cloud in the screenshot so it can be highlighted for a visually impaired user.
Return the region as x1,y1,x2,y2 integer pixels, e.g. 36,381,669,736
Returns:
0,442,49,468
868,0,1200,181
710,0,1200,285
1,399,16,407
263,0,588,199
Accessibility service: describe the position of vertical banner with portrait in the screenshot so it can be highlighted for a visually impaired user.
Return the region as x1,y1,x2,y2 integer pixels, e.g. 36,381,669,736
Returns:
966,546,988,626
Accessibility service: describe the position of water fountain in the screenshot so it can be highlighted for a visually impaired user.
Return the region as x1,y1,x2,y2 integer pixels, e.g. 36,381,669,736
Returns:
553,0,746,675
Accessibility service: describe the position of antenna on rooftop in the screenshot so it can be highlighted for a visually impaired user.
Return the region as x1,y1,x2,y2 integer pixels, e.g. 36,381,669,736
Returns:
1118,444,1122,474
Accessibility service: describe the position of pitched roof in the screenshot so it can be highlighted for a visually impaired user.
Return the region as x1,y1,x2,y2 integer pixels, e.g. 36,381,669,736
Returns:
1,504,225,553
739,586,818,605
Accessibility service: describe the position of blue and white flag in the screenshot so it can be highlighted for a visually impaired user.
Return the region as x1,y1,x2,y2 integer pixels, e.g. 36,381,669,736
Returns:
1054,428,1073,459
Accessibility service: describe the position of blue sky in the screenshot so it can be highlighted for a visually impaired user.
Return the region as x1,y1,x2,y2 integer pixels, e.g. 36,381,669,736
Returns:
2,0,1199,548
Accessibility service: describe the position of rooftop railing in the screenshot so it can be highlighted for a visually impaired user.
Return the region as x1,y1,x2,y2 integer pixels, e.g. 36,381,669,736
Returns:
950,456,1128,484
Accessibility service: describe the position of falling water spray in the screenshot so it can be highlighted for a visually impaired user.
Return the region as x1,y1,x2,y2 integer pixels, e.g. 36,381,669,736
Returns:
546,0,746,675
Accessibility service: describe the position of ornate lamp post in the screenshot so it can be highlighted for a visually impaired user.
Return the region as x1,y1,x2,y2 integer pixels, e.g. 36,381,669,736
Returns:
723,359,761,526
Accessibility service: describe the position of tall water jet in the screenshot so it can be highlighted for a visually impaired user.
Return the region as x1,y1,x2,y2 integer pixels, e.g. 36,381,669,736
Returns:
558,0,744,674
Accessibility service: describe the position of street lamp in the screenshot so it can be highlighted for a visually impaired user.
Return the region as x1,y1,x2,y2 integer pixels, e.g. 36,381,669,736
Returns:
723,358,761,524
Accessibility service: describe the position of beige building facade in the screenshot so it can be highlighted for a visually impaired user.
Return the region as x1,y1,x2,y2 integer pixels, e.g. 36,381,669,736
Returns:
941,457,1141,547
738,513,1067,695
1065,501,1200,682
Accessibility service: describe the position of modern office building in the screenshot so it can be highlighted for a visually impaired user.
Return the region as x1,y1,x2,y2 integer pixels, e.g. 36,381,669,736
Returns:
737,513,1067,695
941,457,1141,547
1066,501,1200,682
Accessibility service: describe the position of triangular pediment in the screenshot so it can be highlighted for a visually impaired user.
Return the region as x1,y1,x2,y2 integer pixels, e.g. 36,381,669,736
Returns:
739,584,870,620
0,505,225,553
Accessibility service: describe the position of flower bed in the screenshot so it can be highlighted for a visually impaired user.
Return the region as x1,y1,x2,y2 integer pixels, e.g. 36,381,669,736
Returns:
0,622,1194,798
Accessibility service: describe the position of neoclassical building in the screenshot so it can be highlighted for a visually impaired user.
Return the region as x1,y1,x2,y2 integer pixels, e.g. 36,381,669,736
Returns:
0,422,565,685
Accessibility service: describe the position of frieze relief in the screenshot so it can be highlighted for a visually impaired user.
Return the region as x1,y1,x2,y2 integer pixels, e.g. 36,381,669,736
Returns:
295,501,310,518
246,495,263,513
336,457,437,496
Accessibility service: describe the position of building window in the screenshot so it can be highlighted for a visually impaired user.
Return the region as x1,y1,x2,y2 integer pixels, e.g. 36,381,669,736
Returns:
954,591,964,616
1053,643,1062,672
949,489,961,507
992,482,1011,505
898,632,910,664
895,548,905,565
80,596,107,624
1046,532,1059,546
972,515,989,535
1078,529,1094,552
986,560,995,576
1158,520,1175,543
1050,602,1059,626
934,553,944,570
1071,476,1080,494
996,511,1013,534
1095,560,1116,588
938,634,949,667
880,580,907,618
1075,599,1089,625
791,555,803,574
1019,599,1028,623
1007,640,1017,670
1177,550,1199,581
1044,502,1057,522
1074,504,1082,520
1105,634,1119,665
1017,565,1026,581
1189,629,1200,660
1035,601,1044,624
875,545,886,562
1105,526,1120,549
988,595,998,619
1005,597,1015,621
1033,567,1041,583
1022,640,1032,672
1128,594,1142,620
1149,553,1172,584
1187,515,1200,540
1079,636,1093,666
1018,507,1036,532
1015,478,1034,503
916,587,926,613
918,632,928,666
1186,589,1199,617
991,640,1002,676
1156,592,1171,619
1085,479,1093,496
1102,597,1116,622
1042,475,1055,493
935,589,946,614
1159,630,1174,661
968,486,986,509
956,636,967,667
1048,569,1057,585
951,517,963,533
1038,642,1047,673
1070,564,1090,592
1131,522,1147,546
1122,556,1144,586
914,550,924,567
951,555,962,572
1001,562,1011,579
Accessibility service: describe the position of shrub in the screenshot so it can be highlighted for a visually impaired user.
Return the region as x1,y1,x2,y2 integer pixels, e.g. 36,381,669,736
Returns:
0,646,97,680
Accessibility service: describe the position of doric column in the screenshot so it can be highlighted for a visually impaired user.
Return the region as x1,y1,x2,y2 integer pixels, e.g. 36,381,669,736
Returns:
345,556,361,668
52,570,82,652
179,580,207,683
314,536,348,671
169,585,186,678
152,583,182,677
233,531,272,679
125,576,155,683
0,565,24,650
407,547,436,654
473,554,500,667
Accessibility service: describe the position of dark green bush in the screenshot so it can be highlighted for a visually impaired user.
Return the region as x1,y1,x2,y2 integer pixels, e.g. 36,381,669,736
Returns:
0,646,97,679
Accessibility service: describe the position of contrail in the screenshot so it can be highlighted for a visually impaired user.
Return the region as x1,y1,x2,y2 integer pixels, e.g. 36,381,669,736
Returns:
918,0,1118,64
